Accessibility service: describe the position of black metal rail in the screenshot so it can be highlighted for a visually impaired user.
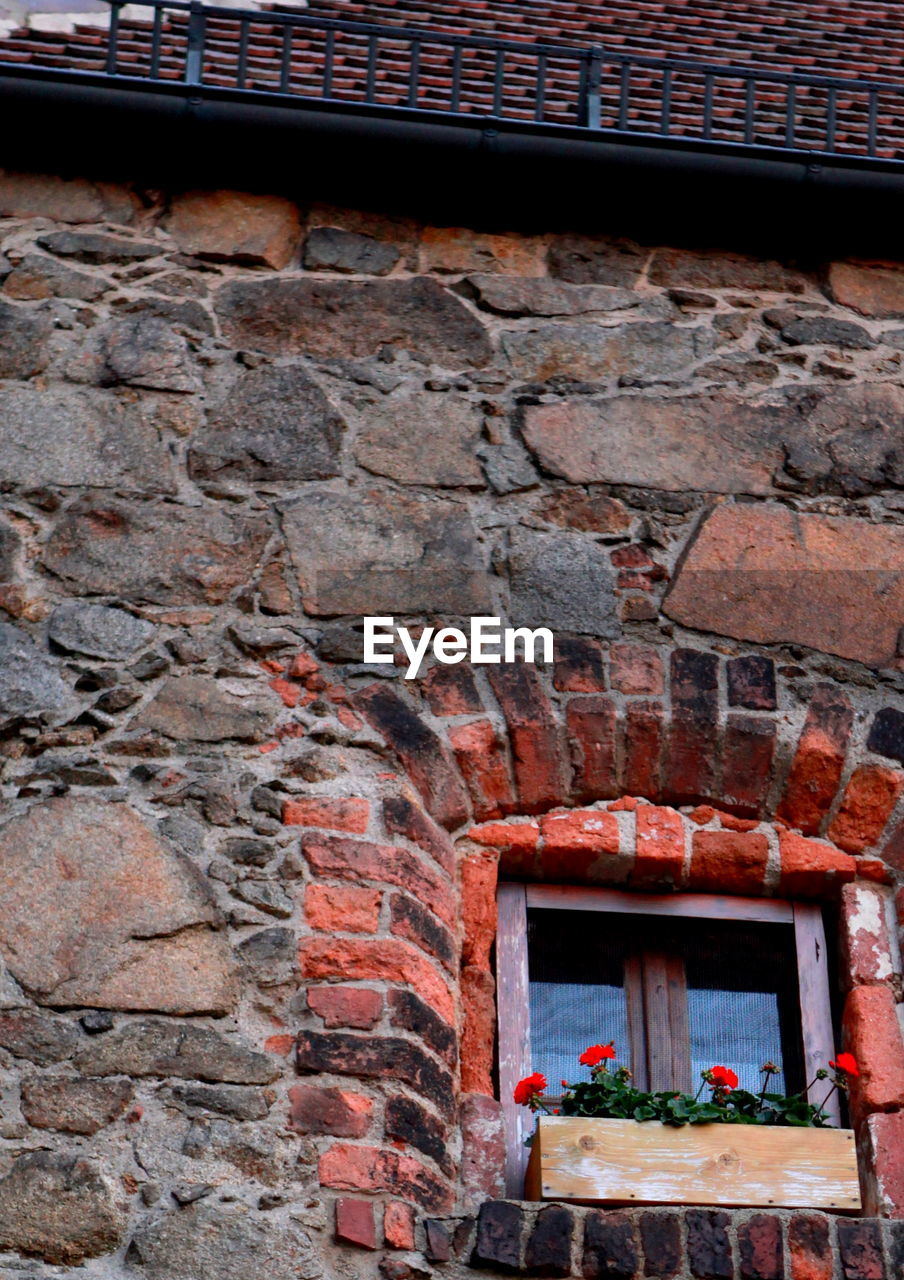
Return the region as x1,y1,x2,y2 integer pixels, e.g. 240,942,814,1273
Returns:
6,0,904,163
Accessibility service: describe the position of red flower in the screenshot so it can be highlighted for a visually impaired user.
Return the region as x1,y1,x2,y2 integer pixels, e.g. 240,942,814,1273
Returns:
830,1053,860,1078
709,1066,739,1090
579,1043,616,1067
513,1072,547,1105
561,1080,569,1089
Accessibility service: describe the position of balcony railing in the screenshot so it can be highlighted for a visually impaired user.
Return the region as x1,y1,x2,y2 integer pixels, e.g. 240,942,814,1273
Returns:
2,0,904,163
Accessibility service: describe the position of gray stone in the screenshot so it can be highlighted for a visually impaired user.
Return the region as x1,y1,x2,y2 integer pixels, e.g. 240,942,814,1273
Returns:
76,1018,279,1084
354,391,484,486
547,235,647,285
503,321,711,382
0,1011,80,1064
4,253,107,302
37,230,163,264
303,226,400,275
477,440,538,494
780,383,904,495
0,622,75,731
126,1201,323,1280
132,675,276,742
780,317,876,349
188,364,345,484
216,276,493,367
278,485,490,615
0,516,21,579
48,603,158,660
20,1077,134,1134
114,295,215,336
220,837,274,867
464,275,640,315
169,1083,273,1121
0,297,51,379
68,313,199,392
0,383,175,491
42,499,270,605
0,796,236,1013
648,247,806,292
0,1150,126,1265
182,1117,292,1185
507,527,620,636
232,879,293,918
236,927,295,987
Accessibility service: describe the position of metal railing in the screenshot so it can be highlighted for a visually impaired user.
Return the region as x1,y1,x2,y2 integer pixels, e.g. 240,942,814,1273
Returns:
5,0,904,162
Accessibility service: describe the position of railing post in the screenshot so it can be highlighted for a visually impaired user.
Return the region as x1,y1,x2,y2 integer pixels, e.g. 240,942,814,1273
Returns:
584,44,603,128
184,0,206,88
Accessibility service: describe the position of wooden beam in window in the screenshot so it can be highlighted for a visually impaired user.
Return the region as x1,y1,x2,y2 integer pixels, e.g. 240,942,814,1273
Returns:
624,952,649,1091
525,885,794,924
497,882,532,1197
793,902,842,1128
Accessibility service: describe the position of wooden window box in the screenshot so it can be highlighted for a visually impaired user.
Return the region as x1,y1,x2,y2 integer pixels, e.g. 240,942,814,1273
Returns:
525,1115,862,1212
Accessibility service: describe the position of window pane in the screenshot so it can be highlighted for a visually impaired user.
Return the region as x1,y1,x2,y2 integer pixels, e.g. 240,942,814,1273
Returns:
527,908,632,1089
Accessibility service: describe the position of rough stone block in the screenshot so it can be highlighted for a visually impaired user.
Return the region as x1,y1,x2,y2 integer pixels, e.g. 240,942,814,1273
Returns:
165,190,302,268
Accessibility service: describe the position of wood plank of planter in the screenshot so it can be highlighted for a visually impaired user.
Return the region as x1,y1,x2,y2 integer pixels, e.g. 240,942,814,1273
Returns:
525,1117,861,1211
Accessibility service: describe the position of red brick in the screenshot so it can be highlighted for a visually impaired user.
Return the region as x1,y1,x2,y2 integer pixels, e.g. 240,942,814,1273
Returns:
320,1144,453,1212
461,965,495,1096
468,821,539,855
567,695,619,803
539,807,622,880
863,1110,904,1217
487,664,567,814
308,985,383,1029
305,884,381,934
883,817,904,874
303,835,455,927
840,883,896,988
384,1201,416,1250
288,650,319,681
778,686,854,834
632,804,686,888
460,1093,506,1205
289,1084,373,1138
828,765,904,853
719,813,762,833
624,701,664,798
739,1214,782,1280
843,984,904,1117
553,636,607,693
665,650,719,805
856,858,894,885
282,796,370,833
299,937,454,1023
788,1214,833,1280
421,663,483,715
460,851,498,970
720,715,776,816
689,830,769,894
778,829,856,896
610,643,664,696
382,795,455,876
690,806,717,825
448,719,517,821
335,1198,377,1250
389,893,456,971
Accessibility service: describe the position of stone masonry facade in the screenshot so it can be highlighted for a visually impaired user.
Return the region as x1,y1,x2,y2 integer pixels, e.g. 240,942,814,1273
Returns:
0,170,903,1279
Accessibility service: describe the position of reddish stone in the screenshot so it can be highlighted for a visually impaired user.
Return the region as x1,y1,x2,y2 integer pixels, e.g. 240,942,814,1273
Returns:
553,636,607,693
632,805,686,888
269,677,301,708
263,1034,294,1056
827,261,904,318
778,686,854,834
308,985,383,1029
778,830,856,897
610,644,664,696
421,664,483,716
384,1201,416,1250
460,1093,506,1206
828,765,904,853
288,650,319,681
863,1110,904,1217
461,965,496,1095
840,883,896,988
665,503,904,669
320,1144,453,1212
305,884,381,934
335,1197,377,1250
165,189,302,269
690,806,717,826
624,701,664,798
299,938,454,1023
460,852,499,970
720,715,776,816
788,1215,833,1280
487,665,568,814
843,984,904,1116
282,797,370,833
567,696,619,803
303,835,454,927
448,719,517,821
689,830,769,894
289,1085,373,1138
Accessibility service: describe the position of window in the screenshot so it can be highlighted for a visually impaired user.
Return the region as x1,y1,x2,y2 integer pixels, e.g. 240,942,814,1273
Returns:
496,884,838,1197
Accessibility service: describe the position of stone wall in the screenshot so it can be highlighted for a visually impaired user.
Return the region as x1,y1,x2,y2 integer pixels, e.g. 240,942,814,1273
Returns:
0,169,903,1279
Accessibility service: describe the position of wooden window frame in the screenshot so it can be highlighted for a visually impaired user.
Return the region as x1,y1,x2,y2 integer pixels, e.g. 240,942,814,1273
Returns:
496,883,839,1197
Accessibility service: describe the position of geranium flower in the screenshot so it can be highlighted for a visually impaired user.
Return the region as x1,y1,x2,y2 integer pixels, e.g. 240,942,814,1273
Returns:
579,1042,616,1067
829,1053,860,1077
708,1065,739,1090
513,1072,547,1105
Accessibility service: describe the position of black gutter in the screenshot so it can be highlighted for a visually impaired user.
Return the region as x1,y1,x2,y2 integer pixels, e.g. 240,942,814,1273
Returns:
1,64,903,253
